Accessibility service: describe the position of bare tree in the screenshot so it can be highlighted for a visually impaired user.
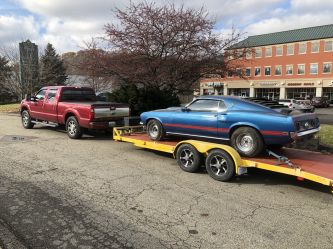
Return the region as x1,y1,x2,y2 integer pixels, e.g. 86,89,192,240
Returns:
72,39,114,93
104,2,244,93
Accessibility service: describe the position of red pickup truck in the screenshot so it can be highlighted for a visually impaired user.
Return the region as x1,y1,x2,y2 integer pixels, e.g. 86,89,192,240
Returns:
20,86,130,138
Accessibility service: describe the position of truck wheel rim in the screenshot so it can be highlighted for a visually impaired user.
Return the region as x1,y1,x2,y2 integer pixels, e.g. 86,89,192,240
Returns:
209,155,228,176
22,113,29,126
236,134,254,153
68,121,77,135
179,149,194,167
148,124,159,138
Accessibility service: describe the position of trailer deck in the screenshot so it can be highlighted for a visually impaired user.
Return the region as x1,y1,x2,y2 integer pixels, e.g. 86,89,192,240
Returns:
113,126,333,192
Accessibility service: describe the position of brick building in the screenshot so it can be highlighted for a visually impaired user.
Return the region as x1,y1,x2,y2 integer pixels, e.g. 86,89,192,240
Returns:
200,24,333,102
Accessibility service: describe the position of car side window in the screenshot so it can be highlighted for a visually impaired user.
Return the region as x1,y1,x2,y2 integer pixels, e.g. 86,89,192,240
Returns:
188,99,219,112
47,89,57,103
218,100,227,112
35,89,46,101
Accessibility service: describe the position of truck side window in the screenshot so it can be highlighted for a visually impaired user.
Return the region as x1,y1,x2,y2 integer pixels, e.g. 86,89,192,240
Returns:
47,90,57,102
35,90,46,101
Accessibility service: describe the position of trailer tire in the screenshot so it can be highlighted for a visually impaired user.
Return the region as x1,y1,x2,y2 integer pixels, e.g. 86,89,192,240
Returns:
205,149,235,181
147,119,165,141
66,116,83,139
21,110,34,129
176,144,202,173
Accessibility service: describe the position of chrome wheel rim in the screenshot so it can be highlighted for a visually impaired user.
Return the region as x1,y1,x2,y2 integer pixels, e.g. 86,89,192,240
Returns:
236,134,254,153
179,149,194,167
148,123,159,139
209,155,228,176
22,113,29,126
67,120,77,136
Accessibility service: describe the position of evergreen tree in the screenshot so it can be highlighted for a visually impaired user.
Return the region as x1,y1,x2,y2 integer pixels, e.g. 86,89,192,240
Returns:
0,56,11,81
40,43,68,86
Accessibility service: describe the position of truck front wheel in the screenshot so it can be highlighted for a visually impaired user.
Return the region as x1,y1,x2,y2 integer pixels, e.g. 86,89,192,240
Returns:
21,110,34,129
66,116,83,139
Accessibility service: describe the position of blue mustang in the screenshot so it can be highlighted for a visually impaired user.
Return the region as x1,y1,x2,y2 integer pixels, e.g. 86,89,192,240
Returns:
140,96,320,157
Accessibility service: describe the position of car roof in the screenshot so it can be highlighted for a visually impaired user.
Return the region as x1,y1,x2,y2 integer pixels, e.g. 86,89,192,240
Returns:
41,86,93,90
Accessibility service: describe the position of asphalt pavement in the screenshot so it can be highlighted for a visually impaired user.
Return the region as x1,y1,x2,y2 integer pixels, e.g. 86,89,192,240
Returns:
315,106,333,125
0,113,333,249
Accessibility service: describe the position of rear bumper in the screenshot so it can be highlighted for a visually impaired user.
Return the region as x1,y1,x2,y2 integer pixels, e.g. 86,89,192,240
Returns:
88,119,124,129
290,127,320,139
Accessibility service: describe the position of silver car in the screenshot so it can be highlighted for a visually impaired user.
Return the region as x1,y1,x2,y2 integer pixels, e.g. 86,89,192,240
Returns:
278,99,315,113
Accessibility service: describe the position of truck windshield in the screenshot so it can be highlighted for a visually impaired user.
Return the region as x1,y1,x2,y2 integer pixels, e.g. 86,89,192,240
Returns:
60,89,96,101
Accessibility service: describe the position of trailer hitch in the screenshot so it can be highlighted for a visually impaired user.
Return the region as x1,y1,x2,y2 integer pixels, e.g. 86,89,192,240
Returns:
266,150,297,168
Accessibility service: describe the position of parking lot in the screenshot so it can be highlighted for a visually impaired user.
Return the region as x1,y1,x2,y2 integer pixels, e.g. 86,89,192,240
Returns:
0,113,333,249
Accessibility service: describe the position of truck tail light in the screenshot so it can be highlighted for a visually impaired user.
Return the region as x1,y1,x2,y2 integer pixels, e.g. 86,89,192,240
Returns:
89,108,95,120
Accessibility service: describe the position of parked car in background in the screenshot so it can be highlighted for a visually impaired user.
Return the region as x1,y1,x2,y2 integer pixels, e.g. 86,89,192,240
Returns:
311,97,330,108
20,86,130,138
278,99,315,113
140,96,320,157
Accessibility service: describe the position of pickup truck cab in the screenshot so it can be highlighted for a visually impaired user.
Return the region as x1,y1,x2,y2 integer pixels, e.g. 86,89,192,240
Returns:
20,86,130,138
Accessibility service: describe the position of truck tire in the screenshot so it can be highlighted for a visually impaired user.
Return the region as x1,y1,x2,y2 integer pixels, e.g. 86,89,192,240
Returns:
176,144,202,173
66,116,83,139
21,110,34,129
231,127,264,157
147,119,165,141
205,149,235,181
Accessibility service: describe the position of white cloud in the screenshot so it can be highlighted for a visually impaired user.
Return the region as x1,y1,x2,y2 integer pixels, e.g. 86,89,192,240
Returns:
0,15,40,46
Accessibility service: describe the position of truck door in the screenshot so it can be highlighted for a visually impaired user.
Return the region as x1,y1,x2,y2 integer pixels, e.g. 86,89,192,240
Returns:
43,89,58,122
29,89,47,120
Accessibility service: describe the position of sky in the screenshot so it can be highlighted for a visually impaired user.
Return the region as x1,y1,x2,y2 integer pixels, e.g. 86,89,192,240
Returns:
0,0,333,54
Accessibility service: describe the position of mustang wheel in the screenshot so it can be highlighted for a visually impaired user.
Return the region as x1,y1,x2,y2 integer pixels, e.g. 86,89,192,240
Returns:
176,144,202,173
66,116,83,139
147,119,165,141
21,110,34,129
231,127,264,157
205,149,235,181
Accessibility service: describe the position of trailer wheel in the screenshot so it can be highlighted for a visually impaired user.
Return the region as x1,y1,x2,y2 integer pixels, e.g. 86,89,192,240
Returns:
176,144,202,173
205,149,235,181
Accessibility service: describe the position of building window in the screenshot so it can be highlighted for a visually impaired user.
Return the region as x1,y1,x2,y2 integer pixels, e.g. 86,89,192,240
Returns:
255,88,280,100
227,71,233,78
276,46,283,56
310,63,318,74
228,88,250,97
275,65,282,76
245,68,251,77
264,66,271,76
298,43,307,54
254,67,261,76
265,47,272,57
255,48,262,58
286,88,315,99
323,62,332,74
287,44,294,55
312,41,319,53
286,65,293,75
236,68,242,77
324,40,333,52
297,64,305,75
246,49,252,59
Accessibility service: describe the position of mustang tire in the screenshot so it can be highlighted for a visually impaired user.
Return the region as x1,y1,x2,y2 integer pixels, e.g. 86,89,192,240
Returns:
176,144,202,173
205,149,235,181
66,116,83,139
21,110,34,129
231,127,264,157
147,119,165,141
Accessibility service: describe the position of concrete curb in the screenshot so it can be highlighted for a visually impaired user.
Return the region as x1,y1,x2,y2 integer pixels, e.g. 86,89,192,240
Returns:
0,219,27,249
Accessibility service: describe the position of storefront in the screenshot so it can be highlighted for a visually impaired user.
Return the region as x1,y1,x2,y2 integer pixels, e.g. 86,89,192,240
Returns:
228,88,250,97
286,88,316,99
255,88,280,100
323,87,333,102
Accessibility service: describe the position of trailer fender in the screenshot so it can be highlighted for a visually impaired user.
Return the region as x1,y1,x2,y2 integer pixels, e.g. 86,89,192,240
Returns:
173,140,243,173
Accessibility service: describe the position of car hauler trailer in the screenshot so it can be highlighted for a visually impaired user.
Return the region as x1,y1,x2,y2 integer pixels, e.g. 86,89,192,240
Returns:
113,126,333,193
